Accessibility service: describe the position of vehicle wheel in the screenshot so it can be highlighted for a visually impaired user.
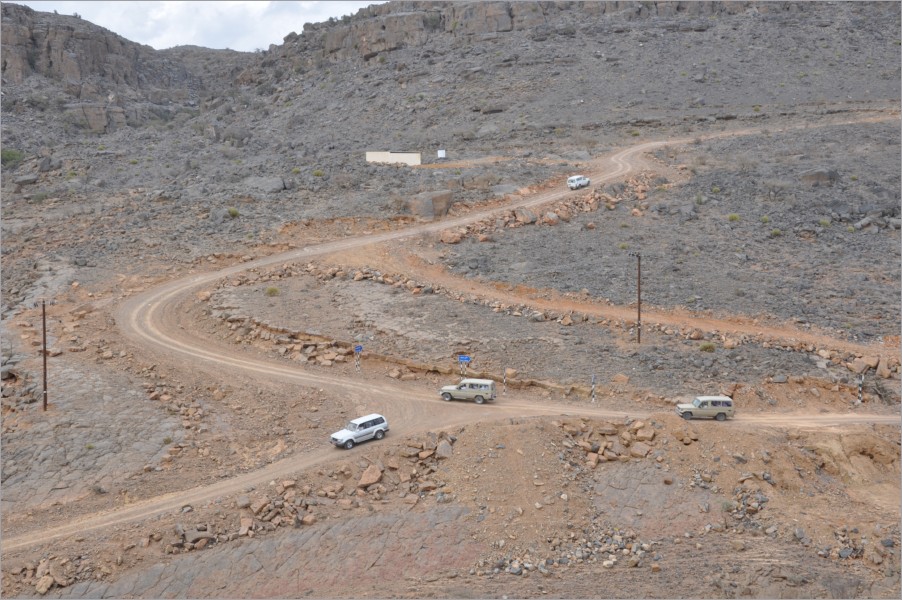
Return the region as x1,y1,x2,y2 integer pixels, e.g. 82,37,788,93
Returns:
475,396,485,404
375,430,385,440
681,412,693,420
441,392,452,402
344,440,354,449
715,413,726,422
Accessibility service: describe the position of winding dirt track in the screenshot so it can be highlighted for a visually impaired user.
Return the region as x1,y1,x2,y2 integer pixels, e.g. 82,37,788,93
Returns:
4,121,899,554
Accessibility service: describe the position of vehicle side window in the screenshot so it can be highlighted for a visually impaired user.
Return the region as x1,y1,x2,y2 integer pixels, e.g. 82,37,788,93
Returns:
712,400,720,407
375,418,384,425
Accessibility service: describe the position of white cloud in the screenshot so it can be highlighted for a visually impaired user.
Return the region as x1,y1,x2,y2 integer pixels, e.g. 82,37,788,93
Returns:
13,1,383,51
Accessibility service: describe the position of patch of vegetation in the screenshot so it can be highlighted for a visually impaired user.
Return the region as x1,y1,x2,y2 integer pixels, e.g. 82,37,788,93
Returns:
728,213,740,222
291,167,301,175
710,185,721,194
227,207,239,218
760,215,770,223
265,286,280,297
770,228,782,237
819,218,831,227
1,148,24,167
85,443,95,450
163,436,172,445
312,169,324,177
699,342,716,352
129,159,138,165
618,242,629,250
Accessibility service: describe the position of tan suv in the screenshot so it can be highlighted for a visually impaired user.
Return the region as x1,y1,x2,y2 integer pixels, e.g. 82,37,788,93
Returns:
676,396,735,421
439,378,497,404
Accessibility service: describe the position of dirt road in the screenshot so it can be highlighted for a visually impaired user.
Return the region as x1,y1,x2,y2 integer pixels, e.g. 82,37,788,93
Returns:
4,119,898,555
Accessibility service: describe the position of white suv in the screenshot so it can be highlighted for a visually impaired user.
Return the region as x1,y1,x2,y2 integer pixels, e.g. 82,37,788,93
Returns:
567,175,590,190
330,413,389,449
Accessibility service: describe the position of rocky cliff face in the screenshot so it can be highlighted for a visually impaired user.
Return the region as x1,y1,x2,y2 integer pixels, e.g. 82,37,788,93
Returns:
0,1,853,134
1,3,193,91
0,3,251,133
291,0,800,62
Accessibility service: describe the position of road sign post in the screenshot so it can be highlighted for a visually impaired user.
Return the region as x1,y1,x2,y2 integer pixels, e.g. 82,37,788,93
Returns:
354,345,363,372
458,355,471,377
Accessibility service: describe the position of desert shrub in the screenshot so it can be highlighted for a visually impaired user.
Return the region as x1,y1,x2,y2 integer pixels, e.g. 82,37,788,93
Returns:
699,342,716,352
760,215,770,224
423,12,442,31
618,242,629,250
227,207,239,218
728,213,740,222
312,169,324,177
163,436,172,445
1,148,24,166
819,218,831,227
770,228,782,237
265,287,280,297
710,185,721,194
291,167,301,175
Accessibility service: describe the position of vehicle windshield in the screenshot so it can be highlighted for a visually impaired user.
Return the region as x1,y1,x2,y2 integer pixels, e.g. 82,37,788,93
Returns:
692,398,702,407
345,422,357,431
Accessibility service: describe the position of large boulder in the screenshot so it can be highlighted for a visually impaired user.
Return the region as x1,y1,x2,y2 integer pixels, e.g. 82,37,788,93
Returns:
243,176,285,194
800,168,839,187
405,190,453,219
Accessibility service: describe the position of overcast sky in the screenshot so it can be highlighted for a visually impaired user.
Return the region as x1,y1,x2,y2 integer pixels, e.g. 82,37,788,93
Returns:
13,1,386,52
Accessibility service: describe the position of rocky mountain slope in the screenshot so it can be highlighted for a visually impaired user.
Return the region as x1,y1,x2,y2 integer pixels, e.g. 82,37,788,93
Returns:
2,1,900,313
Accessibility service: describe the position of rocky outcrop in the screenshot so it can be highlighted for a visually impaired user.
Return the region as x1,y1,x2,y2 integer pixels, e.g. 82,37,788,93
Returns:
284,1,828,62
0,2,251,126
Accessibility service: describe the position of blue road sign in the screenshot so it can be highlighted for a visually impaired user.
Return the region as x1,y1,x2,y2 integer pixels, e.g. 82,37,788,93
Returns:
458,355,471,363
354,345,363,353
